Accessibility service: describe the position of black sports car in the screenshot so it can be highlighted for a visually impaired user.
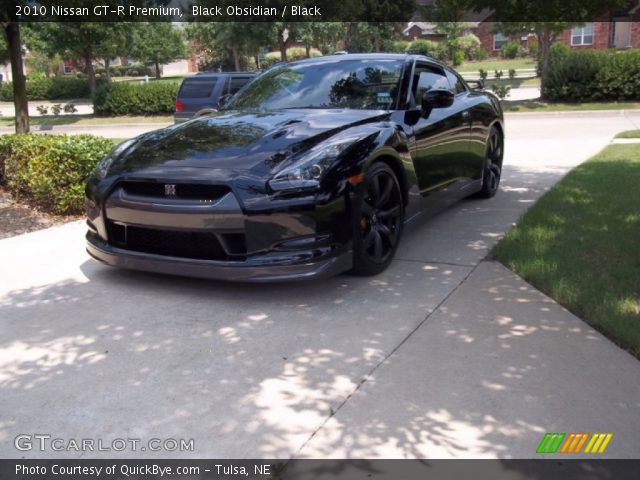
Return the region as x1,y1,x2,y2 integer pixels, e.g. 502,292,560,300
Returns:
85,54,504,282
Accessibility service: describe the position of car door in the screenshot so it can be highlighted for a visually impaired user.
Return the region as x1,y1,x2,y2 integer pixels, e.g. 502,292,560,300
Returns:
409,62,472,202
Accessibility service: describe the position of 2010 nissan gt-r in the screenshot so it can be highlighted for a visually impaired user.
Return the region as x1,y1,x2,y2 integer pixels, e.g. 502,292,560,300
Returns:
85,54,504,282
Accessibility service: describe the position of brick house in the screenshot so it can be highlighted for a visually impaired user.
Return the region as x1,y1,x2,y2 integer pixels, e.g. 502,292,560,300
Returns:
409,0,640,54
477,13,640,55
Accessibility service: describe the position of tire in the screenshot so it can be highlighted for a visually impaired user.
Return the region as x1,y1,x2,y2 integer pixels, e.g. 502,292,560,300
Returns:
351,163,404,276
477,126,503,199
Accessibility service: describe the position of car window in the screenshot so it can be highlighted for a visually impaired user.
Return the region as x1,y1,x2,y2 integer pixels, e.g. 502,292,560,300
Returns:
445,69,467,94
227,77,252,95
413,64,450,101
179,77,219,98
227,59,404,110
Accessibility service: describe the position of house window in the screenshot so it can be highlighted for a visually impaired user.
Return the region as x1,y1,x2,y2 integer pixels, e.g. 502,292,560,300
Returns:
571,23,594,46
493,33,508,51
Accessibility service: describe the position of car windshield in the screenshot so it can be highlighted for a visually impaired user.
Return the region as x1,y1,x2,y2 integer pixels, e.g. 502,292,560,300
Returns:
226,58,404,111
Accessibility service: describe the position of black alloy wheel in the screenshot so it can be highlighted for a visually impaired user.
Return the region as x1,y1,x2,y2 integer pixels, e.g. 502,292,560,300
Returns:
352,163,404,276
477,126,503,199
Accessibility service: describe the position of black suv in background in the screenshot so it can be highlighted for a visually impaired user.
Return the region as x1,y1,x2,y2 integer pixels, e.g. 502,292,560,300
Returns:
174,72,257,123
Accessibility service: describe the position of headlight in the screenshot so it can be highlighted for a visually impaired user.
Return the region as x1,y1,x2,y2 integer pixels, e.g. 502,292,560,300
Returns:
268,136,361,192
94,138,136,180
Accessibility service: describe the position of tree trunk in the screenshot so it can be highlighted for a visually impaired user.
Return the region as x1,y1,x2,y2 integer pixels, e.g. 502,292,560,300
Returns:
373,36,381,53
305,45,311,57
537,26,553,97
84,51,96,97
232,47,240,71
5,22,29,134
279,28,288,62
155,59,161,79
104,58,111,83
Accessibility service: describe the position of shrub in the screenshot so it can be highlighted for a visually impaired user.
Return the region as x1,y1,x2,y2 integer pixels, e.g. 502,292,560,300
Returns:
287,47,322,61
389,40,411,54
260,47,322,69
36,105,49,115
476,48,489,61
501,40,520,59
491,84,511,100
406,39,447,60
479,69,488,80
542,48,640,102
0,134,115,214
452,50,464,66
0,76,91,101
495,69,504,79
550,41,571,57
93,81,180,115
456,34,482,61
508,69,517,79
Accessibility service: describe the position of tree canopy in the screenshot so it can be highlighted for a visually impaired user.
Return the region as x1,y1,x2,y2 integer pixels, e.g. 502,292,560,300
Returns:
131,22,187,79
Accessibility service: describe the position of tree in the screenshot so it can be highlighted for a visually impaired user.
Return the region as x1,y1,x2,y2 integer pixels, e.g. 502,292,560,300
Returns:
96,23,134,82
297,23,348,56
186,22,273,71
343,23,403,53
1,5,29,133
469,0,627,82
131,22,186,79
27,22,129,95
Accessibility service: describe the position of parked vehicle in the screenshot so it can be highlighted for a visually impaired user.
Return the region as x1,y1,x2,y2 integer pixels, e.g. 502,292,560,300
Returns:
174,72,257,123
86,54,504,282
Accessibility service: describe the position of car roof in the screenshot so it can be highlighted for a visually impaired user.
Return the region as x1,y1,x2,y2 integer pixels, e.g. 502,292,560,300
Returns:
287,53,446,68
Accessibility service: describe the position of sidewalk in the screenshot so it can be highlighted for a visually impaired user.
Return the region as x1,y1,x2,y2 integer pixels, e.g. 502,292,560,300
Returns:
297,260,640,458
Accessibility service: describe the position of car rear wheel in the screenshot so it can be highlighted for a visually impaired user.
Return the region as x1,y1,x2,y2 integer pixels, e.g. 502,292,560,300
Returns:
477,126,503,199
351,163,404,276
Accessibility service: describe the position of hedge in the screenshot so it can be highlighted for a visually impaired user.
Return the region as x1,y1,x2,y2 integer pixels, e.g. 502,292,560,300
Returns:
0,134,115,214
0,76,91,101
543,49,640,102
93,81,180,115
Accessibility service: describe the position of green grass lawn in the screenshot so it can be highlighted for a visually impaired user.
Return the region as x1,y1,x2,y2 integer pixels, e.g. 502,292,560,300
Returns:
459,57,536,73
492,141,640,357
615,130,640,138
503,100,640,112
0,114,173,128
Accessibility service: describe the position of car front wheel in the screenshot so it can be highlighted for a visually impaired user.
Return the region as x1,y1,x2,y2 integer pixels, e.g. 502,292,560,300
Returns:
351,163,404,276
477,126,503,199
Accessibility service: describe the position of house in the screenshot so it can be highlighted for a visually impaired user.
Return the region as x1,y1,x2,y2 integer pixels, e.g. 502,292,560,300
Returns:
409,0,640,54
476,14,640,54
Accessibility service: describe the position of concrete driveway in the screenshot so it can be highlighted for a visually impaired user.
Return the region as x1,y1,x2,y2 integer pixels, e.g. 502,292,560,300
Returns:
1,111,640,459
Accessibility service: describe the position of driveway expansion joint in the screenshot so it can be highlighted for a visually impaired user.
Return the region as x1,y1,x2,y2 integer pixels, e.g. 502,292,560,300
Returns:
289,260,483,461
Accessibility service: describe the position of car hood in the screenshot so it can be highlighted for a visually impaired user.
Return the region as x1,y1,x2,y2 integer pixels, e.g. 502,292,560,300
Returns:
109,109,390,178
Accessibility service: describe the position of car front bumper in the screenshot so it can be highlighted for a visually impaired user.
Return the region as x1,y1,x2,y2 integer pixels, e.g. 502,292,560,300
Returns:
85,177,354,282
86,233,352,282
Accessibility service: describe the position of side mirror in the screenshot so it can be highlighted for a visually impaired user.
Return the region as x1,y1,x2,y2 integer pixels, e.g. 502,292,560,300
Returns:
421,89,454,112
467,79,485,91
218,93,232,109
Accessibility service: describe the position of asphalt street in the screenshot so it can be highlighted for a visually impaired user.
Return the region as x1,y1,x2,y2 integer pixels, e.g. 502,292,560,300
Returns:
1,111,639,459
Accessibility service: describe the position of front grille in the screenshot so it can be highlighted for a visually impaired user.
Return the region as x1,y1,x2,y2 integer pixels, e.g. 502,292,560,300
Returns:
107,222,246,261
121,181,230,201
